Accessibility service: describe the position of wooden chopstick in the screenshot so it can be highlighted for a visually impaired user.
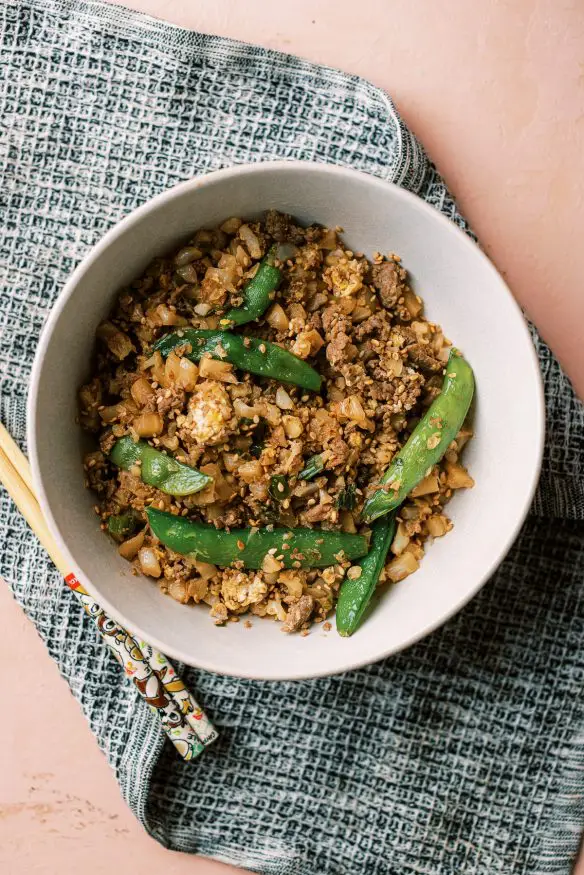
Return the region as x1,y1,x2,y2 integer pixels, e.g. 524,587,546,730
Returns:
0,423,34,493
0,425,217,754
0,439,70,574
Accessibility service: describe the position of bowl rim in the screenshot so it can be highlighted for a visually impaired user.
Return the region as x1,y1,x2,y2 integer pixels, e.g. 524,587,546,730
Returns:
27,159,545,680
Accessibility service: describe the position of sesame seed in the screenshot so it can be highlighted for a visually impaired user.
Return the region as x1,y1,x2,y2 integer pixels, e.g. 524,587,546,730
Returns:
427,433,441,450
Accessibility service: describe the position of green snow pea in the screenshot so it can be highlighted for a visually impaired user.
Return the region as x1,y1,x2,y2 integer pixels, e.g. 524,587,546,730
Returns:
153,329,321,392
335,512,397,637
362,349,474,523
106,510,141,542
110,437,212,497
222,246,282,326
146,507,367,570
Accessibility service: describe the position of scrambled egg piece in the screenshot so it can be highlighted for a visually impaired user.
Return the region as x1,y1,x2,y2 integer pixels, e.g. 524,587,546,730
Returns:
324,257,364,297
221,570,267,612
187,380,232,446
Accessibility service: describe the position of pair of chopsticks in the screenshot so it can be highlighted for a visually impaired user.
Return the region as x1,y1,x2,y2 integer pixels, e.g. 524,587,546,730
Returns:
0,422,217,761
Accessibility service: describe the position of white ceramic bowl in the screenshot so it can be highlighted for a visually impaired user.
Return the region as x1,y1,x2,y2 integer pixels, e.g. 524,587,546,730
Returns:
28,161,544,680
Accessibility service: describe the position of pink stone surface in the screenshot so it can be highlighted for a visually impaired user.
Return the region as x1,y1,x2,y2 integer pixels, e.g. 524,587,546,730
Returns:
2,2,583,873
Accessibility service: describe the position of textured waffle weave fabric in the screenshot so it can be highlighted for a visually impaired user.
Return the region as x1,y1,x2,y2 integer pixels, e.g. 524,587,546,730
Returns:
1,2,584,873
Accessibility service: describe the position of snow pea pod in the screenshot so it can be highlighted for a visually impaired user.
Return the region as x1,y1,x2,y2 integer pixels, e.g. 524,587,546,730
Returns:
362,349,474,523
107,510,141,542
110,437,212,496
335,512,397,637
153,329,322,392
146,507,367,569
222,246,281,327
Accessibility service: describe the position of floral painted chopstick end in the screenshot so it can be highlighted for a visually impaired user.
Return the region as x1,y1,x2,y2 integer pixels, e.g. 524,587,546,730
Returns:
137,639,218,747
65,574,216,761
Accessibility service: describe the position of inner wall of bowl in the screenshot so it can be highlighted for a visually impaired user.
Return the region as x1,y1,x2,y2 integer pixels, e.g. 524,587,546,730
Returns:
31,164,542,678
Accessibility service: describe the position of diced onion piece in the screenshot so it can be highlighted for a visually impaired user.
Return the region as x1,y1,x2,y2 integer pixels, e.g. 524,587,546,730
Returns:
96,321,134,360
138,547,162,578
222,452,241,473
411,320,430,341
455,425,474,451
194,560,218,580
217,252,239,286
167,579,189,603
274,242,299,261
262,403,281,427
233,399,260,419
404,542,424,561
220,217,243,235
386,551,419,583
444,461,475,490
200,463,235,502
239,224,262,259
425,515,450,538
339,509,357,533
391,522,411,556
133,412,164,437
275,387,294,410
238,460,263,484
410,472,440,497
178,357,198,391
79,380,101,411
262,553,284,574
199,356,237,382
278,570,303,598
266,599,287,622
188,578,209,602
99,403,126,424
144,350,166,385
164,351,182,384
159,434,179,451
156,304,188,326
249,481,269,501
174,245,203,266
385,356,404,377
339,395,367,423
266,303,289,331
131,377,155,407
176,263,199,284
305,294,326,315
319,228,338,250
403,287,423,319
282,415,303,438
352,304,373,322
118,529,145,560
291,334,312,359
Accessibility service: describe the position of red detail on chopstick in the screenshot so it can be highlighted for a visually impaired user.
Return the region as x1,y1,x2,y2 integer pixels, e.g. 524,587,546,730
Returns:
65,573,81,590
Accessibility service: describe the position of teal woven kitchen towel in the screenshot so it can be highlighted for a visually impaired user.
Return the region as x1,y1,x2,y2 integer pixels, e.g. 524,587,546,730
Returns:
2,2,583,873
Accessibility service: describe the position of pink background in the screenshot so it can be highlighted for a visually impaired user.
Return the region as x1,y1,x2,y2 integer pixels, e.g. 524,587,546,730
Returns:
2,2,583,873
